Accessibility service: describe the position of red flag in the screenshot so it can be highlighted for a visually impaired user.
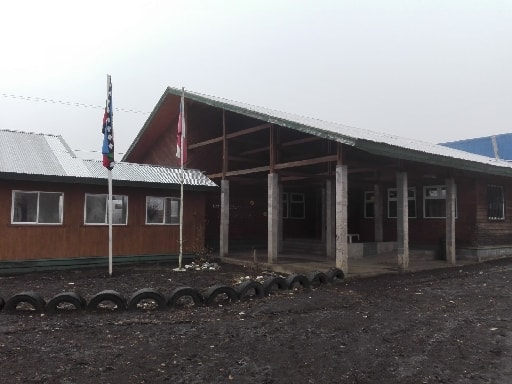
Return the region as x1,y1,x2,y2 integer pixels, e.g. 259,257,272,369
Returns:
176,92,187,165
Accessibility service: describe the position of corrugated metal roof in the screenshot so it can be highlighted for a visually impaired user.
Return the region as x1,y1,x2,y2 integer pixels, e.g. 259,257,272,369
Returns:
0,129,216,188
126,87,512,177
441,133,512,161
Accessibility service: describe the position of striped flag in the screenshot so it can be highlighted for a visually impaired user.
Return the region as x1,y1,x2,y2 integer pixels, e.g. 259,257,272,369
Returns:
176,91,187,165
102,75,114,170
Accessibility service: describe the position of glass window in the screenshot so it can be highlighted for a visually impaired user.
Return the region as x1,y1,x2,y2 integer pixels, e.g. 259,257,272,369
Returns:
364,191,374,218
487,185,505,220
423,185,457,219
85,194,128,225
146,196,180,225
388,188,416,218
282,192,305,219
12,191,63,224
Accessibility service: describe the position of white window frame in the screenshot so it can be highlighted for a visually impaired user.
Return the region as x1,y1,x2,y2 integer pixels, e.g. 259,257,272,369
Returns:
423,185,457,219
145,196,180,225
364,191,374,218
84,194,128,225
487,185,505,221
388,187,417,218
11,190,64,224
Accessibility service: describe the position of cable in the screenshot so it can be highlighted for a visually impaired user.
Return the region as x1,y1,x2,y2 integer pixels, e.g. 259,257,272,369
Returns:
0,92,150,115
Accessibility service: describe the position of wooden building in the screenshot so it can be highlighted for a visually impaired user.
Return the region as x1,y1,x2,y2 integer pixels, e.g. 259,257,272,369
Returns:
123,87,512,274
0,129,216,272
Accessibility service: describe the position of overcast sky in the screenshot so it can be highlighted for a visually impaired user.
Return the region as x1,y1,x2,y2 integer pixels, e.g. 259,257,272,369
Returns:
1,0,511,159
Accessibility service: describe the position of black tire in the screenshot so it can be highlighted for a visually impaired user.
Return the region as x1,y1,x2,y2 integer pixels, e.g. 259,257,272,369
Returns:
46,292,86,314
87,290,127,311
307,271,329,287
286,274,310,291
262,276,288,295
167,286,203,308
5,291,46,313
326,268,345,283
0,296,5,311
235,280,264,300
203,284,239,306
127,288,167,311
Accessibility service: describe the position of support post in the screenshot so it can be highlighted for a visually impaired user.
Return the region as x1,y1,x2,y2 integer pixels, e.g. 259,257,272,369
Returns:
268,173,279,263
446,177,456,264
335,165,348,272
220,179,229,258
326,178,336,259
396,171,409,271
374,183,383,242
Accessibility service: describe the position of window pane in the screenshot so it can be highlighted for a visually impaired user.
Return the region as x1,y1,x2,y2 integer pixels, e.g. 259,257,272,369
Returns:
85,195,107,224
487,185,504,220
13,191,38,223
168,199,180,224
38,192,62,223
110,195,127,224
425,199,446,218
147,197,164,224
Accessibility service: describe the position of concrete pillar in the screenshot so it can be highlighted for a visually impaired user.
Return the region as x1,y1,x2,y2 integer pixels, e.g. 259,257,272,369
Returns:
220,179,229,258
396,171,409,271
326,179,336,259
278,182,283,253
374,184,383,242
268,173,279,263
446,177,456,264
335,166,348,272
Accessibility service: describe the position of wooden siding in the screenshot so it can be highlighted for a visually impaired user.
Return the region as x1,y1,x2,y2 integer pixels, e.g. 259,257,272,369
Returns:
0,180,206,261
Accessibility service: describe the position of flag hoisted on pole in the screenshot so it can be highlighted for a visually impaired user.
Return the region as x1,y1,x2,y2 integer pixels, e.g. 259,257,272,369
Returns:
175,87,186,271
102,74,114,276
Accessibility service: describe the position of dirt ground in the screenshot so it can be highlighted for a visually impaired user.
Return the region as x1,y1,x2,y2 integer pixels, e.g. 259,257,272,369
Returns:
1,257,512,384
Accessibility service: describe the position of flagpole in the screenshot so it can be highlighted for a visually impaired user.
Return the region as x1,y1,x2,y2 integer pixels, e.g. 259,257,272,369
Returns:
178,87,185,270
108,169,113,276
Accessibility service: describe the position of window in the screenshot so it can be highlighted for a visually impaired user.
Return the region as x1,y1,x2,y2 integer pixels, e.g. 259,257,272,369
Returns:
364,191,374,218
487,185,505,220
146,196,180,225
12,191,63,224
423,185,457,219
388,188,417,218
282,192,305,219
85,194,128,225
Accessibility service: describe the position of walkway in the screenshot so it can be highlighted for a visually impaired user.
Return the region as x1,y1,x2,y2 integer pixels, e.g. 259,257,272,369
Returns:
221,251,475,279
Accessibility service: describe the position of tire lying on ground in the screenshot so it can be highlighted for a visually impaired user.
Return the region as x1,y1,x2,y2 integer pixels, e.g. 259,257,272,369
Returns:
307,271,329,287
46,292,86,314
326,268,344,283
167,286,203,309
235,280,264,301
87,290,127,311
286,274,310,291
262,276,288,296
127,288,167,311
5,291,46,313
203,284,239,306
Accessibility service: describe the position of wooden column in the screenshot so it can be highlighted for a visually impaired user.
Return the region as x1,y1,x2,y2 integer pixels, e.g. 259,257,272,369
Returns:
335,165,348,272
446,177,456,264
268,173,279,263
220,179,229,258
396,171,409,270
374,183,383,242
326,178,336,259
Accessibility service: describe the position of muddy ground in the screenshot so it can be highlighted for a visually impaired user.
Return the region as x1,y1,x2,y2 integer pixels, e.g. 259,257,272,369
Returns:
1,257,512,384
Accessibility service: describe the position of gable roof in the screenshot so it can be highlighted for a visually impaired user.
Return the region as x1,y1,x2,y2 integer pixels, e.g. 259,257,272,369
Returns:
125,87,512,177
0,129,216,189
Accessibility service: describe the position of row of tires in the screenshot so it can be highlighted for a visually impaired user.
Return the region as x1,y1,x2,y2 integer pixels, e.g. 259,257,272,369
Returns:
0,268,344,315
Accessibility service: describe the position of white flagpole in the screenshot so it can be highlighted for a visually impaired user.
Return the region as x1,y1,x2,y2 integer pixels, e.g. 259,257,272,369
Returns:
108,170,113,276
178,87,185,270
